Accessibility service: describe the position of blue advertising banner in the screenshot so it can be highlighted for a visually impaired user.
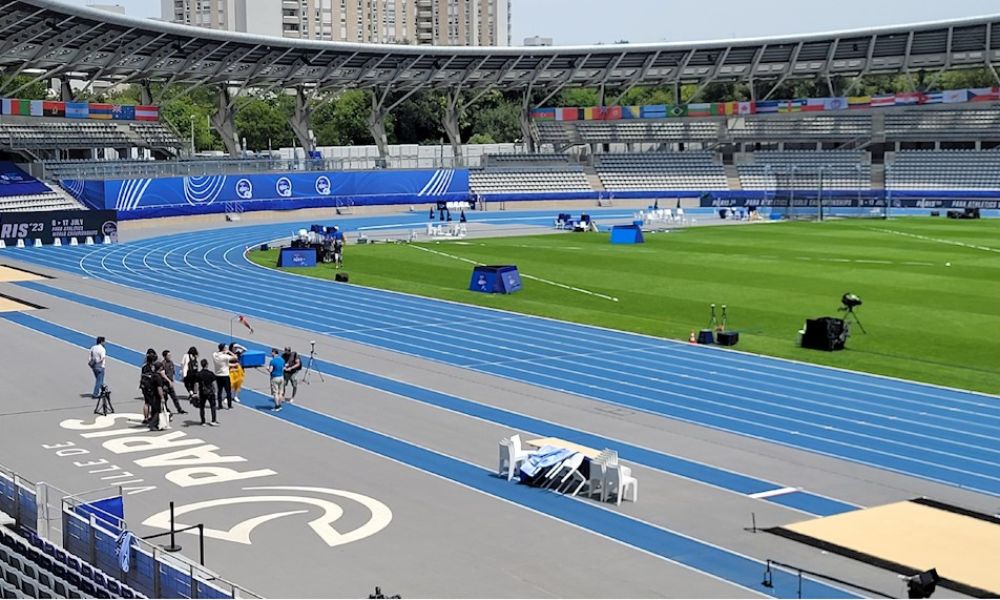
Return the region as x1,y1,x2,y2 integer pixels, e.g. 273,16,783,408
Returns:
469,266,522,294
63,168,470,219
278,248,318,268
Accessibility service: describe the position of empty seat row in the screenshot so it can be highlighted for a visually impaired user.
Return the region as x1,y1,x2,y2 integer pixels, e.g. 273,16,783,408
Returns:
470,169,593,193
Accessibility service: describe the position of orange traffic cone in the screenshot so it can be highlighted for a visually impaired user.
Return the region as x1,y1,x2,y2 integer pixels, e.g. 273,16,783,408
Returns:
689,331,697,344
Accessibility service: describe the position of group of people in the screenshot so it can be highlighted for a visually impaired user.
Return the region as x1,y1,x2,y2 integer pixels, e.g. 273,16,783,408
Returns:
87,337,305,429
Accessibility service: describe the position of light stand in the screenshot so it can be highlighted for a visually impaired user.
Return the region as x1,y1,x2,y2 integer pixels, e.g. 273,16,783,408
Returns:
302,340,325,384
838,305,867,334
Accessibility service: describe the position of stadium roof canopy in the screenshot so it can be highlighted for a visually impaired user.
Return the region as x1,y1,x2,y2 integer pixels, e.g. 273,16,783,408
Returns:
2,0,999,99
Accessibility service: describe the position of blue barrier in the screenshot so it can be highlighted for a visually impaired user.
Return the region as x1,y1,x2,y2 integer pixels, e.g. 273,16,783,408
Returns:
278,247,317,268
610,224,645,244
469,266,522,294
62,168,469,220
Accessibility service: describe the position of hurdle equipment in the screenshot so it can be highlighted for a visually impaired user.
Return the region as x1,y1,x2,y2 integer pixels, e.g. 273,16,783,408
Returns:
53,238,62,247
16,239,25,248
103,236,112,245
33,239,42,247
69,237,78,246
85,236,95,245
0,240,5,249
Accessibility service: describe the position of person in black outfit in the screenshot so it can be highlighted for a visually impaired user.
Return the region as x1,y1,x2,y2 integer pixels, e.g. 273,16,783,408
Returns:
196,359,219,427
160,350,187,414
139,350,159,426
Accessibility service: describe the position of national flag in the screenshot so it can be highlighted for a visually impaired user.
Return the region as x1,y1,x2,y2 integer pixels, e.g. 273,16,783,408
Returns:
238,315,254,335
89,103,113,120
967,86,1000,102
778,100,805,113
29,100,44,117
529,108,556,120
921,92,943,105
894,92,921,106
755,100,780,114
848,96,871,109
135,105,159,121
942,89,968,104
687,103,712,117
802,98,828,112
66,102,89,119
713,102,743,116
870,95,896,108
1,99,11,115
604,106,622,121
622,106,642,119
42,101,65,117
737,101,755,115
667,104,688,118
825,97,849,111
640,104,668,119
560,107,580,121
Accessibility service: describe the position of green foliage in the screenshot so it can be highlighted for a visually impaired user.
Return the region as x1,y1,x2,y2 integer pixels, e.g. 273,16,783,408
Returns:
1,75,50,100
160,95,217,152
467,132,496,144
233,94,295,151
312,90,387,146
250,218,1000,394
559,87,600,107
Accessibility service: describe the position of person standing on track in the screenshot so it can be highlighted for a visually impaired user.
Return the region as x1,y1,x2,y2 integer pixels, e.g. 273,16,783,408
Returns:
88,336,107,399
139,349,158,426
268,348,286,412
160,350,187,415
282,346,301,403
196,358,219,427
212,343,235,409
228,343,246,404
181,346,199,400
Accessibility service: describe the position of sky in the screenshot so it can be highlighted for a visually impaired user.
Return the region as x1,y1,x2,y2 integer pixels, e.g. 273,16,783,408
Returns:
70,0,1000,46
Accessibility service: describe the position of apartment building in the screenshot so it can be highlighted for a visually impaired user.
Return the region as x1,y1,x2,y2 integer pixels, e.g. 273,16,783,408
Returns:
161,0,511,45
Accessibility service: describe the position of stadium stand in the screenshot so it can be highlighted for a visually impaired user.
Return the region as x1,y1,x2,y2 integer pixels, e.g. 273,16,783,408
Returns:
887,150,1000,189
738,151,871,190
884,109,1000,140
535,120,721,146
469,167,592,195
596,152,728,191
0,161,83,212
1,525,144,599
0,119,183,154
483,153,571,167
731,115,873,141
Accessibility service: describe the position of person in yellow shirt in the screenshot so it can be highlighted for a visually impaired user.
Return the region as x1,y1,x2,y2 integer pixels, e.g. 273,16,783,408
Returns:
228,343,247,404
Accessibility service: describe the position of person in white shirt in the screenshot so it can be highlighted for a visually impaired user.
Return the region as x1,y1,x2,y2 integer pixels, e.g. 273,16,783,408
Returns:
212,343,235,409
88,336,107,399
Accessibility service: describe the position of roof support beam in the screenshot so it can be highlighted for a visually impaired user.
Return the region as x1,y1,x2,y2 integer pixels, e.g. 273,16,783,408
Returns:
612,50,660,105
762,42,804,101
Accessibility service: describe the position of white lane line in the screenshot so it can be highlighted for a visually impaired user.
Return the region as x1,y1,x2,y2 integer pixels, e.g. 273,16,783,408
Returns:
409,244,620,302
869,227,1000,254
749,487,800,500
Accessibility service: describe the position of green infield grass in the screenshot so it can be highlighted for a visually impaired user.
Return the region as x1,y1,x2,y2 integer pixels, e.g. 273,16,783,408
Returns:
249,218,1000,394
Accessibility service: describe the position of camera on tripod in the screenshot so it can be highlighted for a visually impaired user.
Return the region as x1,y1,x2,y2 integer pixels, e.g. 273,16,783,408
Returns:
93,384,114,416
837,292,867,334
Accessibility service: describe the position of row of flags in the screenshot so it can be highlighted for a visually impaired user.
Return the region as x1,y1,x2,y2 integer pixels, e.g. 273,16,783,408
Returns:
531,86,1000,122
0,99,159,121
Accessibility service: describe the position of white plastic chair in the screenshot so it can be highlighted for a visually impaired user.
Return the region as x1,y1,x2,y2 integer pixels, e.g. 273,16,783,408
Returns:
587,450,612,500
554,453,589,496
605,461,639,506
498,436,529,481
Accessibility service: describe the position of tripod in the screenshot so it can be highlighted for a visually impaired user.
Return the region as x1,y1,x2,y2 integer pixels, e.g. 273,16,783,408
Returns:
708,304,728,332
839,305,867,334
93,385,114,416
302,341,326,384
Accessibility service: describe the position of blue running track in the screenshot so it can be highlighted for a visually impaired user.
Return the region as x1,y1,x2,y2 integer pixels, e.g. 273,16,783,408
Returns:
0,308,856,599
3,210,999,497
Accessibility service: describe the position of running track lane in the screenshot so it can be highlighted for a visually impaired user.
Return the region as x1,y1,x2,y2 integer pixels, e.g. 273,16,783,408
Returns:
0,309,857,600
17,279,858,517
3,213,999,496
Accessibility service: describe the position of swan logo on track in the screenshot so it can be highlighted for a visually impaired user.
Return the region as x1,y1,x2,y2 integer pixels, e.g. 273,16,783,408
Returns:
276,177,293,198
236,179,254,200
183,176,227,207
142,486,392,547
315,176,331,196
101,221,118,243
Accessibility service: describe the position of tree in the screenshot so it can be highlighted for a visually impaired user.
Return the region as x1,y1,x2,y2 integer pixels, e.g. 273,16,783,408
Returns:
312,90,386,147
160,95,217,152
234,95,295,151
0,75,50,100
